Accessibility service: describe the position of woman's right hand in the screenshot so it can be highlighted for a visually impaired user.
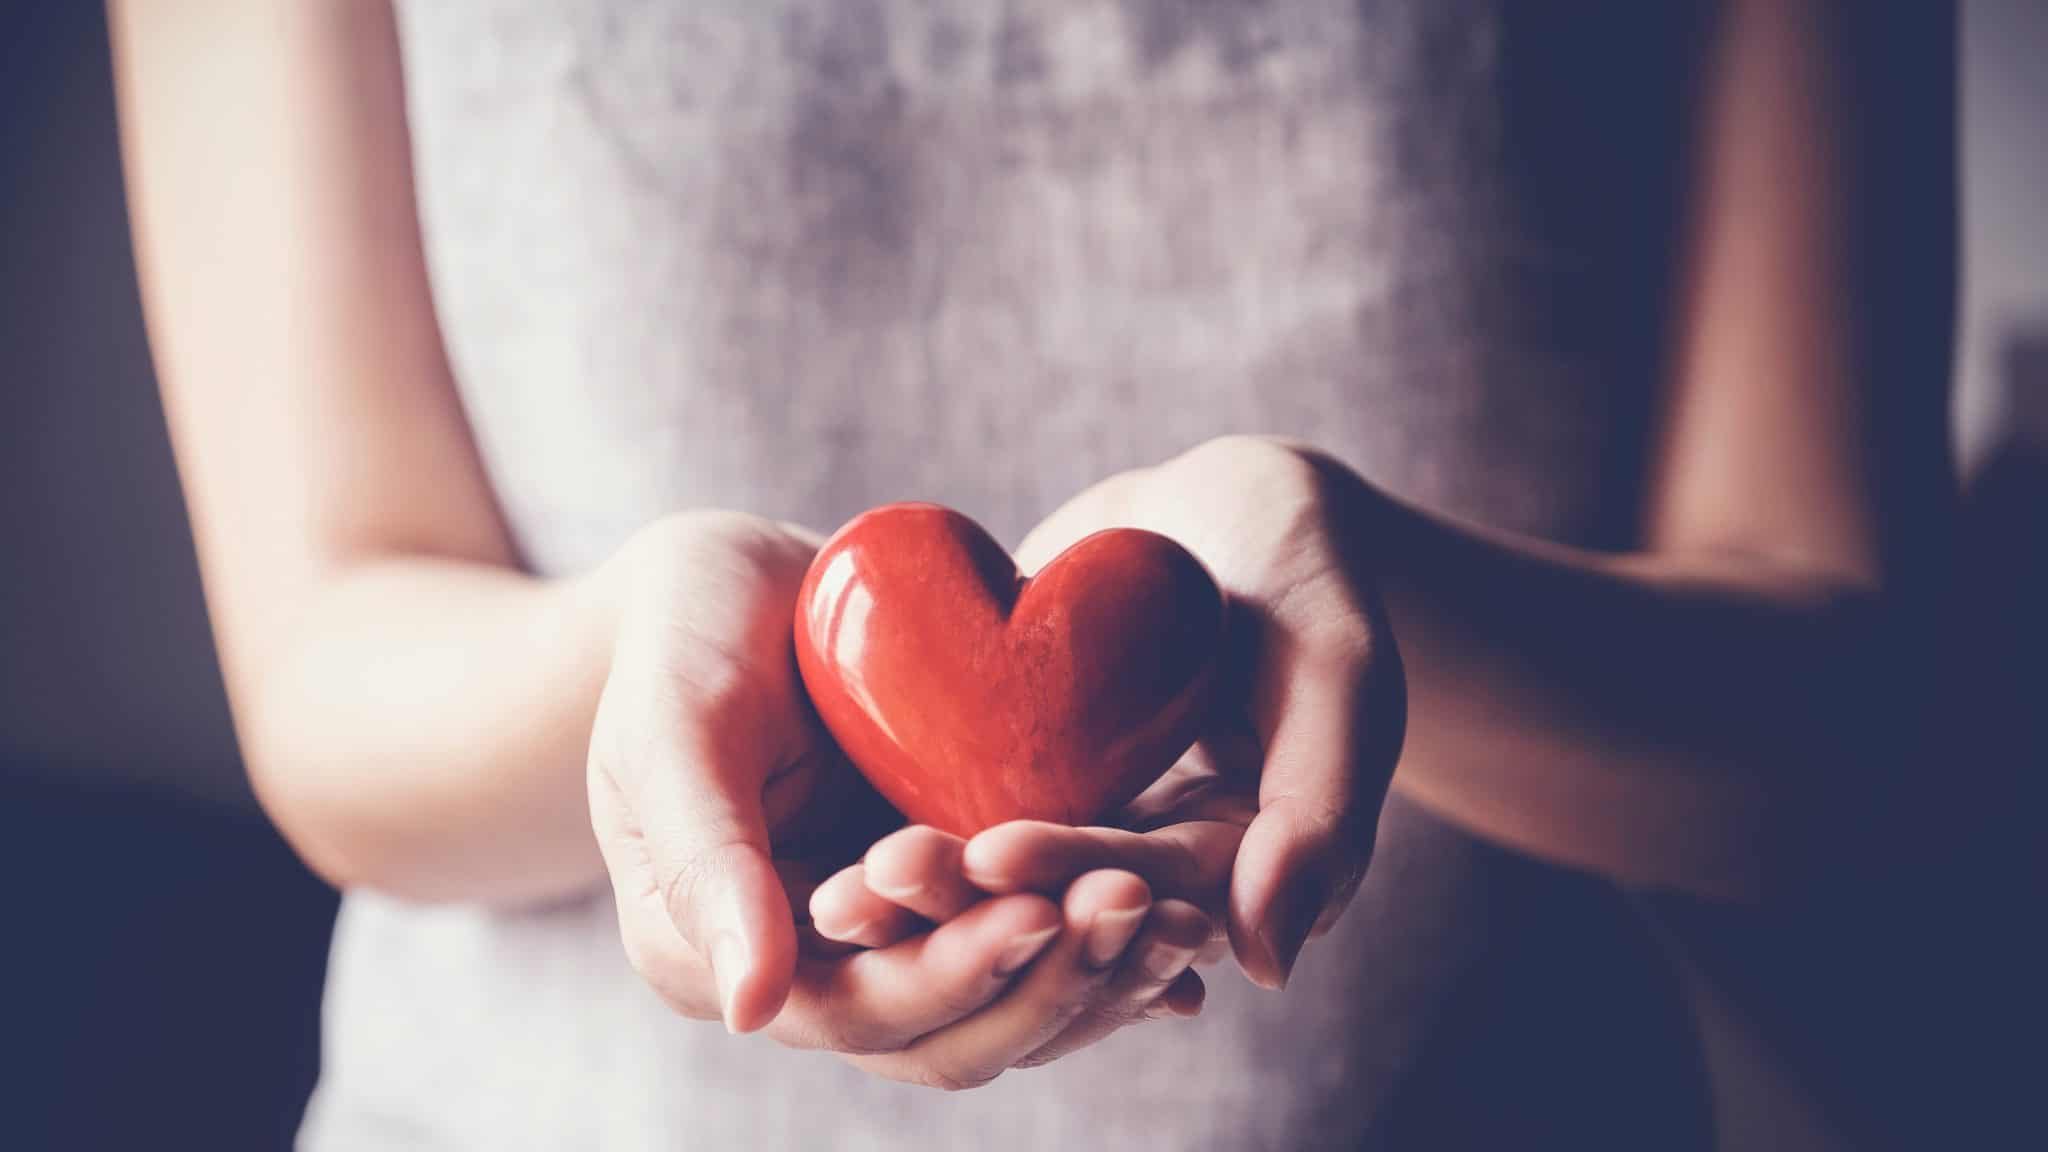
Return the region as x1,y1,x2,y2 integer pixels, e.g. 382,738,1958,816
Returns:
588,511,1205,1091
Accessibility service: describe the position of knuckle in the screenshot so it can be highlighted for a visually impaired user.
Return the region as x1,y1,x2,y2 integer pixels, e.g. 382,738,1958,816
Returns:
653,853,711,924
647,507,762,561
656,836,751,928
1269,571,1373,656
1180,434,1308,478
1303,605,1377,664
1080,999,1147,1034
625,518,808,705
658,508,812,590
927,968,1006,1023
1178,439,1319,520
1155,832,1215,898
1264,789,1352,843
1149,901,1214,948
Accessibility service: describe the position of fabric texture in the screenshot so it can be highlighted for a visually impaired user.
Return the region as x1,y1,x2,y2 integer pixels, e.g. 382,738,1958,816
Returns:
303,2,1711,1148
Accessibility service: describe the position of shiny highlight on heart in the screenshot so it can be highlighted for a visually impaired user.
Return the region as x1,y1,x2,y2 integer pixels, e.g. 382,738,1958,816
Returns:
795,503,1224,836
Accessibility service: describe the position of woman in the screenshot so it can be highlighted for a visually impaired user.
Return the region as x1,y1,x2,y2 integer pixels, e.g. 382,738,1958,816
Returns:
113,1,1953,1148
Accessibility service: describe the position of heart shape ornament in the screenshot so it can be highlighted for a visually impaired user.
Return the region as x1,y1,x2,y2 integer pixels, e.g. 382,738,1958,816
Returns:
795,503,1224,836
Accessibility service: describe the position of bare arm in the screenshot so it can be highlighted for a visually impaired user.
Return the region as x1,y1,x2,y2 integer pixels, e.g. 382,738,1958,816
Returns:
967,1,1949,912
113,5,1212,1078
1379,0,1949,899
113,0,610,904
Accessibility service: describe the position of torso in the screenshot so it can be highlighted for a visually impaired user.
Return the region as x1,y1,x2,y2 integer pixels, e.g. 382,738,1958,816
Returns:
304,3,1713,1147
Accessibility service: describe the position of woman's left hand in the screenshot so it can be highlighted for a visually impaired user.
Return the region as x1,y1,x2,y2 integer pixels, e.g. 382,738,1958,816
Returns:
811,436,1406,1029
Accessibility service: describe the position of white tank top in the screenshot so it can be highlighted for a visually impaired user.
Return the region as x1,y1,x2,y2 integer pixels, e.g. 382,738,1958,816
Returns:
303,2,1711,1147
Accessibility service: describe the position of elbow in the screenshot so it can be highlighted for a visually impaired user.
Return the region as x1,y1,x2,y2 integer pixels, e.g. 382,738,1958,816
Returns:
235,689,602,909
1766,578,1942,892
239,727,385,896
1644,572,1937,900
235,689,427,900
1768,573,1939,772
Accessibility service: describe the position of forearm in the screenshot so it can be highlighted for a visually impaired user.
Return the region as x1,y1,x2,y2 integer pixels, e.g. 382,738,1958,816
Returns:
109,0,620,905
241,552,622,907
1356,473,1893,901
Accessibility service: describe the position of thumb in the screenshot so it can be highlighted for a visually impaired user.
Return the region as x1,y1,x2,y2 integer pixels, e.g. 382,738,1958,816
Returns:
638,714,800,1034
1229,614,1404,990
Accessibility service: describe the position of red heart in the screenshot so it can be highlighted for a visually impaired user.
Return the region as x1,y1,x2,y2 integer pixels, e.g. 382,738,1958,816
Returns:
795,503,1224,837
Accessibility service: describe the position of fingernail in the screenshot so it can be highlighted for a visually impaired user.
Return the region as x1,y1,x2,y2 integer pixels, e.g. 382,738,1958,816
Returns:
992,924,1061,977
1261,869,1332,989
1084,906,1148,970
1143,991,1199,1020
711,933,748,1033
1143,978,1206,1020
868,880,926,903
1138,940,1197,983
822,916,874,943
1309,873,1363,940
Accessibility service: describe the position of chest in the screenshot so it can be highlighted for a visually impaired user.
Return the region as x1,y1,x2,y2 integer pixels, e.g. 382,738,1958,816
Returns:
397,0,1701,570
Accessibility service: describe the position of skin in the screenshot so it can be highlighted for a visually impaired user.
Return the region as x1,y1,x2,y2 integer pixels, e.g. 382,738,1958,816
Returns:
111,0,1947,1095
826,0,1952,929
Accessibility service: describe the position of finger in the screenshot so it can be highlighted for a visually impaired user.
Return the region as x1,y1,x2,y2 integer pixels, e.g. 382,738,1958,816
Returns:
1120,752,1225,828
1151,967,1207,1018
863,870,1151,1092
774,893,1062,1054
1231,618,1403,990
795,925,865,959
1309,871,1364,940
1020,898,1211,1066
776,858,826,923
784,860,876,954
625,704,800,1035
809,862,926,948
962,820,1241,911
1121,722,1260,828
593,516,831,1033
860,825,984,922
590,764,722,1020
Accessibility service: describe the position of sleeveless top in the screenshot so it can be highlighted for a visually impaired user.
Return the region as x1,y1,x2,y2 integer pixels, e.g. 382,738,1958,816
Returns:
303,3,1712,1148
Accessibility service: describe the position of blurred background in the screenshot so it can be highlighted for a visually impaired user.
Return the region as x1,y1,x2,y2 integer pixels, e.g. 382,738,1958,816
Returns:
1,2,2040,1148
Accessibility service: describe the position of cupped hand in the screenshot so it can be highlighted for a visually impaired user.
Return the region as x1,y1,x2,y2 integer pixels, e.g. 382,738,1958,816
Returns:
1013,436,1407,988
823,438,1407,991
810,817,1219,1067
587,510,1206,1090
